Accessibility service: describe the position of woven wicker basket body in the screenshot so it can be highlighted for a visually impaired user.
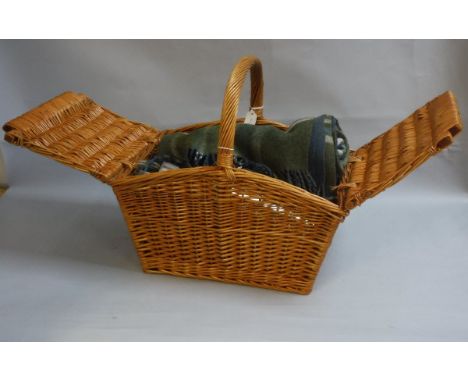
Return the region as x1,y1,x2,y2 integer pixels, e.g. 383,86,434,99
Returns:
3,56,463,294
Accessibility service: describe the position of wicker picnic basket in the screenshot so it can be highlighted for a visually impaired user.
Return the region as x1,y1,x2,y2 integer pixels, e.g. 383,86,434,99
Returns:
3,56,463,294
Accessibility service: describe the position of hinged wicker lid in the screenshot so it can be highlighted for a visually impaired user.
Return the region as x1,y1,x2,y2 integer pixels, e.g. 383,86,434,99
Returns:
338,91,463,211
3,92,159,183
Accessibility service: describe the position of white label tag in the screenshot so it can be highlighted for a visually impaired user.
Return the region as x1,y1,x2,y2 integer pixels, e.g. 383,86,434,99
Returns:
244,109,257,125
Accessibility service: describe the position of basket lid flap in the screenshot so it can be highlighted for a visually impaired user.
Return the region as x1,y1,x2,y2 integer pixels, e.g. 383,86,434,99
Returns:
338,91,463,211
3,92,159,183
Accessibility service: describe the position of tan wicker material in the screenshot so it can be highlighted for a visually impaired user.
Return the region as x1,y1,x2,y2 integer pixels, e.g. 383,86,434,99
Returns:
337,91,463,211
2,56,463,294
3,92,159,183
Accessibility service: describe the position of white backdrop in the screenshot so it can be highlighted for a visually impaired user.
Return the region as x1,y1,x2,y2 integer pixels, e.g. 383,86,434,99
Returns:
0,40,467,340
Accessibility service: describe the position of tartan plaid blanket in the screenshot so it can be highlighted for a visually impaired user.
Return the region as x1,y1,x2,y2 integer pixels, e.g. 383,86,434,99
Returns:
135,115,349,201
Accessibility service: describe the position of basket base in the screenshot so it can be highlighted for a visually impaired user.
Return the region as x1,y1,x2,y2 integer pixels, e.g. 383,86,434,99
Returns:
142,268,313,295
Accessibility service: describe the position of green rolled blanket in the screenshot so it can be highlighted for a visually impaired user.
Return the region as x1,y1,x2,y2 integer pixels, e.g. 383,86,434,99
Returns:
135,115,349,201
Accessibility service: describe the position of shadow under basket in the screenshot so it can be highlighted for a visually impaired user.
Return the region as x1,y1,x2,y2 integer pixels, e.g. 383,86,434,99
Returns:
2,56,463,294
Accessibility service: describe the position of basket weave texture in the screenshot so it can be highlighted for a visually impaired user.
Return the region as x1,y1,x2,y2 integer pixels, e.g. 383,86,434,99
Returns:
3,56,463,294
4,92,158,183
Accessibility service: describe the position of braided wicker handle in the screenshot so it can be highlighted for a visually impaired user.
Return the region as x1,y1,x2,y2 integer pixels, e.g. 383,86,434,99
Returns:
216,56,264,169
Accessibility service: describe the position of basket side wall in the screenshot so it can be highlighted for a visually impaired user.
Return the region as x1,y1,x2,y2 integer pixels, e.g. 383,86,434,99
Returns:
113,167,344,294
